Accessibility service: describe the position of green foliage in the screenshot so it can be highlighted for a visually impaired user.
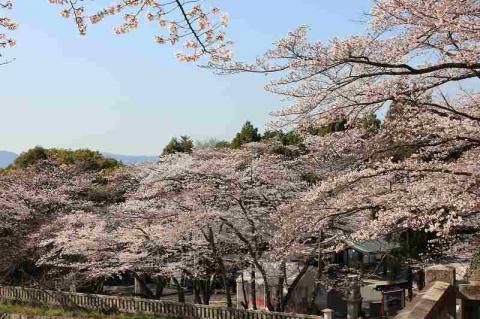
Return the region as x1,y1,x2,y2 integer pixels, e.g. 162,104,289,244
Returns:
230,121,262,149
301,172,319,185
195,138,230,149
213,140,230,148
396,229,434,259
10,147,121,171
305,114,380,137
263,130,302,146
307,119,348,136
355,112,381,134
12,146,48,168
390,145,418,162
369,143,417,163
162,136,194,155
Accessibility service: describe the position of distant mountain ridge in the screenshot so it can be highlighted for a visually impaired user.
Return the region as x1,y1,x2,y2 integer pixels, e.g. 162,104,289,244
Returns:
101,152,158,165
0,150,157,168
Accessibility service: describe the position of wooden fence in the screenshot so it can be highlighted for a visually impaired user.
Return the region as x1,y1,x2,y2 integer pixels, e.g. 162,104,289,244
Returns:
0,286,322,319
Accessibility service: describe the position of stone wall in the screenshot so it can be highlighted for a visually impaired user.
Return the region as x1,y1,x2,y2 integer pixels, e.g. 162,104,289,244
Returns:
394,265,480,319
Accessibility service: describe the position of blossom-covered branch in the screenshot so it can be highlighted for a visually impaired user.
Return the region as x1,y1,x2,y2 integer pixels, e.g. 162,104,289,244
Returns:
0,0,16,63
48,0,231,62
211,0,480,127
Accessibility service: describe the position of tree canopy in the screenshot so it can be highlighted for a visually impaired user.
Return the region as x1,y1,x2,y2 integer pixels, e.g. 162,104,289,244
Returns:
162,136,194,155
10,146,121,171
230,121,262,149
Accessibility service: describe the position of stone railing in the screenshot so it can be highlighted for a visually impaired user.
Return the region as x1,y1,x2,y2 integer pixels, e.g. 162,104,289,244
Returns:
0,286,324,319
394,265,480,319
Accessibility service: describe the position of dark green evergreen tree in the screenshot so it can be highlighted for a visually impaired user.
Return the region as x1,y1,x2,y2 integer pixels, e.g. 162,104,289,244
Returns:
162,136,194,155
263,130,302,145
230,121,261,149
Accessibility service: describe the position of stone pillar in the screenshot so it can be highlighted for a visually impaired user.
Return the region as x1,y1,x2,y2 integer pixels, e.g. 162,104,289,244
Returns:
459,267,480,319
425,265,456,319
346,277,362,319
425,265,456,286
415,268,425,291
322,308,334,319
66,273,77,292
134,276,142,295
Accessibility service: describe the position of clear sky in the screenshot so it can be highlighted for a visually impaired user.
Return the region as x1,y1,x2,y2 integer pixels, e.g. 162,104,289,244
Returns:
1,1,371,155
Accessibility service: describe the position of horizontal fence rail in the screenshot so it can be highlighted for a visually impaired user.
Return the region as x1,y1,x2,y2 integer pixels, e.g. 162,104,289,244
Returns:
0,286,322,319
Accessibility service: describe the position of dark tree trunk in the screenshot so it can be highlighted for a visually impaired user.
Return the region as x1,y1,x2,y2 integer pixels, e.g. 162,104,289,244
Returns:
200,280,212,305
275,261,286,311
217,216,275,310
250,266,257,310
240,272,249,309
280,261,310,312
307,231,325,314
155,277,167,299
205,227,233,307
308,259,324,314
255,261,275,311
193,280,202,304
172,277,185,303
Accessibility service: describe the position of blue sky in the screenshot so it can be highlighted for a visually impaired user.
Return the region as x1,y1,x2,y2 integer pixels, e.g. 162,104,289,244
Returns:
1,1,371,155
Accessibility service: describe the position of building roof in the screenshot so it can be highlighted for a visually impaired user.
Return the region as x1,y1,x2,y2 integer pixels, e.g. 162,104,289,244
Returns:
346,239,399,254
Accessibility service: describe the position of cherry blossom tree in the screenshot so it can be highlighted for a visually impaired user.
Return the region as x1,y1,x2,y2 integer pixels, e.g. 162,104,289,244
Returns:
0,159,92,284
0,0,16,63
34,143,322,308
1,0,230,64
213,0,480,127
0,149,131,288
274,104,479,260
207,0,480,259
48,0,231,62
117,144,320,310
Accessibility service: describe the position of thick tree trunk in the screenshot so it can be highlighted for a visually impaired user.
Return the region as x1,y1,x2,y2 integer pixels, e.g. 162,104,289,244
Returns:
154,277,167,299
308,231,325,314
250,266,257,310
221,275,232,307
275,261,286,311
308,260,324,314
240,272,249,309
200,279,212,305
280,261,310,312
193,280,202,304
205,227,233,307
219,218,274,310
254,261,275,311
172,277,185,303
